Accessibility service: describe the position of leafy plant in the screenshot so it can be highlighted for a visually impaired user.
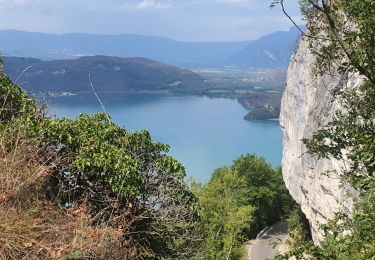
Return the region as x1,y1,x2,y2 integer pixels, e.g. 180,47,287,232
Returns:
0,58,36,124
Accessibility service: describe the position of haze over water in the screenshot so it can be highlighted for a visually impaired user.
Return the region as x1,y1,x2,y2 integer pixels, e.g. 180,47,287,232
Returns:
48,92,282,182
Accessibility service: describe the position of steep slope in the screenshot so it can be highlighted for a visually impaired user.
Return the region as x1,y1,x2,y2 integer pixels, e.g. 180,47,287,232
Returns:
226,27,303,69
3,56,204,92
280,37,360,243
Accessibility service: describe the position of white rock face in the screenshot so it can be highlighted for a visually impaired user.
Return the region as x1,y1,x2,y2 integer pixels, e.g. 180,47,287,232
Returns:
280,37,360,244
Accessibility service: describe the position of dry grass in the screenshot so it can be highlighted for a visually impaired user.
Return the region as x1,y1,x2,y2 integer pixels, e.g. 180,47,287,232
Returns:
0,137,48,207
0,124,127,260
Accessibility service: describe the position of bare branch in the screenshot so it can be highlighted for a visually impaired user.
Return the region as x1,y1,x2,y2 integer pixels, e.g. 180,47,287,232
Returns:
15,65,32,84
280,0,305,34
88,74,110,121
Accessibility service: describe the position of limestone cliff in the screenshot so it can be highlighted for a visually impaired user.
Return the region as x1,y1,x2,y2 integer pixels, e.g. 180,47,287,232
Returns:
280,37,361,243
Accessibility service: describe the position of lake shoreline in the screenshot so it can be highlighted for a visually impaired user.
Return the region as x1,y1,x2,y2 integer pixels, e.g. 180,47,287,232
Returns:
48,93,282,182
32,90,281,121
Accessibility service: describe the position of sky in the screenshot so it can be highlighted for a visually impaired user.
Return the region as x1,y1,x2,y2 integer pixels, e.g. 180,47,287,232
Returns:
0,0,302,42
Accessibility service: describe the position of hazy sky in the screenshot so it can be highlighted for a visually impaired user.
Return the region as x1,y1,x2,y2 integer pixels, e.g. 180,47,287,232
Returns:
0,0,302,41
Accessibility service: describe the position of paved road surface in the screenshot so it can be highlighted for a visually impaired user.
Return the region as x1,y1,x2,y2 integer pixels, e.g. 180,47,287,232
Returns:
248,221,288,260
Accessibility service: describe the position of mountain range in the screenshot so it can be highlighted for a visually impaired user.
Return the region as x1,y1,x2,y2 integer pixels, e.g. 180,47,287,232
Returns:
226,27,301,68
0,27,302,69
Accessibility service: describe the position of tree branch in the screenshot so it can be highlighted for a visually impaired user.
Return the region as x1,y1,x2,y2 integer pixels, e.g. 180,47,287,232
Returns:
280,0,305,34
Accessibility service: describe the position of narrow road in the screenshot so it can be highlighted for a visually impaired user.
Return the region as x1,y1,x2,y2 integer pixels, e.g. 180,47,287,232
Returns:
248,221,288,260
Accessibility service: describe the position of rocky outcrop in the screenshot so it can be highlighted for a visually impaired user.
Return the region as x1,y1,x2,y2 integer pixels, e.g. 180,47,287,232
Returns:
280,37,361,243
243,104,280,121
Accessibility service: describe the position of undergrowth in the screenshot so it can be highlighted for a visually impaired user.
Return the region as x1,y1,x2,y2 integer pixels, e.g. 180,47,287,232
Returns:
0,58,200,259
0,119,126,259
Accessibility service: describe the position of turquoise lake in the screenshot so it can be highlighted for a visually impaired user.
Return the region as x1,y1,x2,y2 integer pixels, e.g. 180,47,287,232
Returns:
47,93,282,182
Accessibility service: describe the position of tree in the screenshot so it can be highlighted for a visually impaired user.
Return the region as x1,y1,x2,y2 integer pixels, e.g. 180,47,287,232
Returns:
192,167,254,259
193,154,294,259
232,154,294,236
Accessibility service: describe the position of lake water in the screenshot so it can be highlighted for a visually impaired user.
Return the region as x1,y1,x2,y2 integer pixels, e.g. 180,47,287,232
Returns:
47,93,282,182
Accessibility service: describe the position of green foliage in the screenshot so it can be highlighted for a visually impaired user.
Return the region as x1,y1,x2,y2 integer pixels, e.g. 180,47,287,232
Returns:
298,0,375,193
35,112,184,197
193,154,294,259
34,113,199,257
0,58,36,124
288,207,311,241
278,192,375,260
313,191,375,259
232,155,294,235
299,0,375,82
304,82,375,192
192,167,254,259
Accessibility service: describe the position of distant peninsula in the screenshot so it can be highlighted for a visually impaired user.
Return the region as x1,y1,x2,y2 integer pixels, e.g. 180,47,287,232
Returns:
3,56,205,93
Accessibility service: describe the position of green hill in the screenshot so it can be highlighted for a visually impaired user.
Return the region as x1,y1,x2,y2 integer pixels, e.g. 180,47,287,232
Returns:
3,56,205,92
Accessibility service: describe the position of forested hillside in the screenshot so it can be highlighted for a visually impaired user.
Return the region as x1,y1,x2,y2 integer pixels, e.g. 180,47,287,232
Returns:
3,56,204,92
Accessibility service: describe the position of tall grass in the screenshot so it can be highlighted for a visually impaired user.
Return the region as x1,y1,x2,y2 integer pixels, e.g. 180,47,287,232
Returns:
0,120,128,259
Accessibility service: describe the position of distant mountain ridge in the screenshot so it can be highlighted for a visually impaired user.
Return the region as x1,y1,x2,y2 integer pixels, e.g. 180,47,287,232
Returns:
3,56,204,92
0,30,250,68
226,27,302,68
0,27,303,69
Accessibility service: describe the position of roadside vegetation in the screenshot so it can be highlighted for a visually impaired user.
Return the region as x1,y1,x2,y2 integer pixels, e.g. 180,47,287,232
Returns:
192,155,294,259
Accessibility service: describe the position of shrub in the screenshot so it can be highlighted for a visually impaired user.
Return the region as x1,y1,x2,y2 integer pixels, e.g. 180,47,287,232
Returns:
0,61,200,259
